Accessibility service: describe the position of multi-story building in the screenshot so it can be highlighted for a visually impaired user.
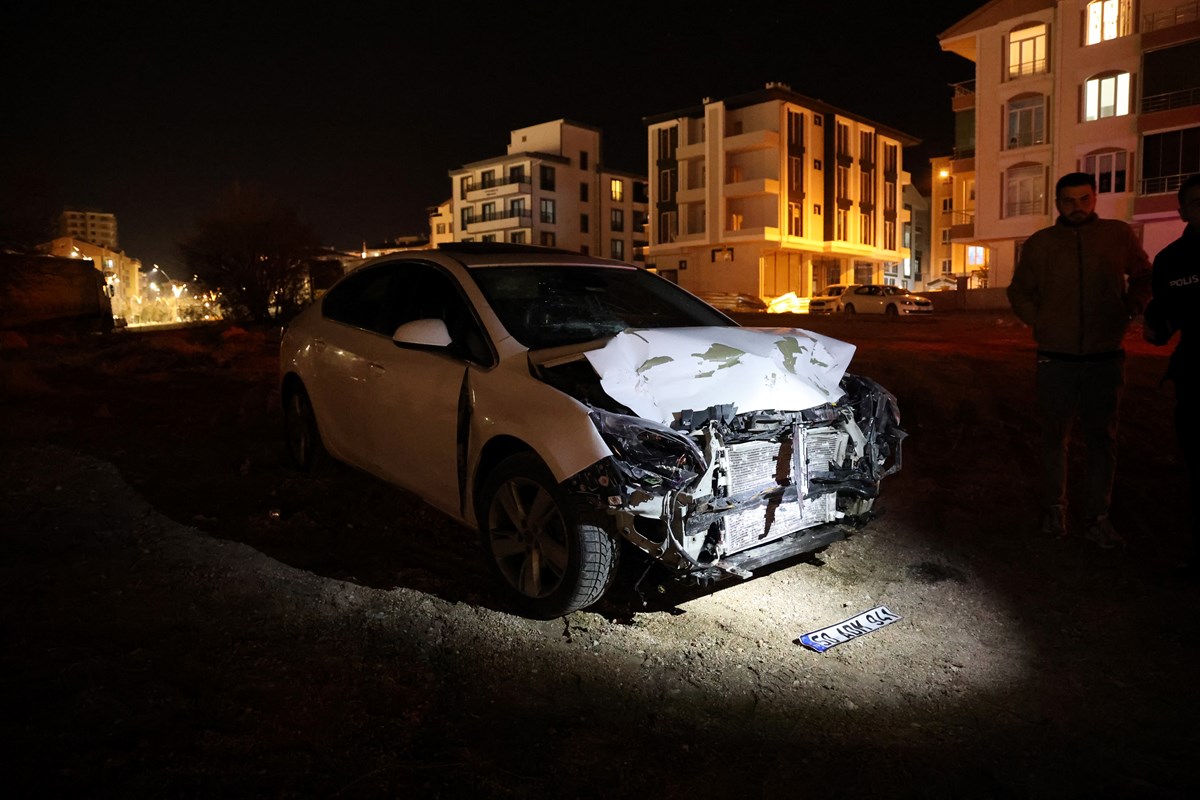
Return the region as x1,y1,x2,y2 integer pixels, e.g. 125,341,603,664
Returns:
58,208,119,250
902,183,933,289
447,120,649,261
41,236,141,322
642,83,919,304
938,0,1199,290
929,155,989,289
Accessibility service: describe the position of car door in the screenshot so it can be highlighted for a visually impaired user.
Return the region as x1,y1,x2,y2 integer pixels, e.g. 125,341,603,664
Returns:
359,263,492,519
305,266,398,469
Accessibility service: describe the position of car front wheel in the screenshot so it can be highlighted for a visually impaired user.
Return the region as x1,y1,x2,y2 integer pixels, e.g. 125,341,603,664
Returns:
478,453,617,619
885,304,898,316
843,304,856,314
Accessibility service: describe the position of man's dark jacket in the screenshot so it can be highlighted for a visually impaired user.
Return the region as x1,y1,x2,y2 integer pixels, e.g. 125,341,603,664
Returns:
1008,213,1152,355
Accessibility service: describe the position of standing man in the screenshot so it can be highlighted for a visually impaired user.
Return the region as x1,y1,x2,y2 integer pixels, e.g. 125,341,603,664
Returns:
1007,172,1152,547
1143,174,1200,578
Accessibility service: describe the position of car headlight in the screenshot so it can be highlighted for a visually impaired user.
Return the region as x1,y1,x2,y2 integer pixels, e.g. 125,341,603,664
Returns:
589,409,706,491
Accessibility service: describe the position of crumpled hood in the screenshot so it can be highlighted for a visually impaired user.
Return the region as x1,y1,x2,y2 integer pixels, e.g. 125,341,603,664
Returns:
581,326,856,425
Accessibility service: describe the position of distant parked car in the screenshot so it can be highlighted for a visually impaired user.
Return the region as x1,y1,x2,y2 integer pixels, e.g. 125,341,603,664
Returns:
279,244,905,619
839,285,933,316
807,284,850,315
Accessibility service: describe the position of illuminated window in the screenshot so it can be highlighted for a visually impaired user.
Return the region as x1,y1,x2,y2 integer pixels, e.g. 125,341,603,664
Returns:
1082,150,1128,193
610,179,624,202
968,246,986,265
1085,73,1130,120
860,213,875,245
1007,94,1045,148
1086,0,1131,44
1008,24,1047,79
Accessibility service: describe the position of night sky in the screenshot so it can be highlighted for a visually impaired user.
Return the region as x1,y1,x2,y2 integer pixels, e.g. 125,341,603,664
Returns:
6,1,976,270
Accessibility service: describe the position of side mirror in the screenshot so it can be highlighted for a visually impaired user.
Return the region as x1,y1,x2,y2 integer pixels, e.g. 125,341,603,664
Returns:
393,318,452,347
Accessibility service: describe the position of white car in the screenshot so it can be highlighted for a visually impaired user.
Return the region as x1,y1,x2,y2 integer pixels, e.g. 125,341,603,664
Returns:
807,284,850,315
280,244,905,618
839,284,934,316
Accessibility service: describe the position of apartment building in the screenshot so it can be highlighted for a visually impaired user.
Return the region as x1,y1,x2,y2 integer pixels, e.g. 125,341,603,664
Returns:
59,208,118,250
42,236,141,322
642,84,918,304
446,120,649,261
938,0,1199,290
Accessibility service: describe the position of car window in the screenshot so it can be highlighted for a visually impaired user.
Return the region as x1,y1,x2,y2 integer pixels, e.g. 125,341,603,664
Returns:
321,266,396,333
470,265,733,349
323,262,493,364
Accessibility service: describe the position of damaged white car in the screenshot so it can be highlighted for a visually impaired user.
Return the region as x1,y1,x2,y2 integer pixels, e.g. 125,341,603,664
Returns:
280,244,905,619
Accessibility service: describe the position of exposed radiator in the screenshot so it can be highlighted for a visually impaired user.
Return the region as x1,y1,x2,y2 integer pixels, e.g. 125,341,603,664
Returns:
721,427,842,554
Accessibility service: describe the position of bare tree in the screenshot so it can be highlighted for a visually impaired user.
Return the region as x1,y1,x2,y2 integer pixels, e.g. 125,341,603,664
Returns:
179,183,321,323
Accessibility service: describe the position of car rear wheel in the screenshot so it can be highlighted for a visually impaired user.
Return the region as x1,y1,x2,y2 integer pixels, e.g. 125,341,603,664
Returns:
843,304,856,314
478,453,617,619
885,304,898,316
283,381,327,473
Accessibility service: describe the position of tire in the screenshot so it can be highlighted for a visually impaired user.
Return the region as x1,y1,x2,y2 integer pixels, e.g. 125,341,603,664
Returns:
477,453,617,619
843,304,856,315
885,304,898,316
282,381,327,473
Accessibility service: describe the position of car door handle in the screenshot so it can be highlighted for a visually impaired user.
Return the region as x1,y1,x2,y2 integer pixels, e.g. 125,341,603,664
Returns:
368,362,385,376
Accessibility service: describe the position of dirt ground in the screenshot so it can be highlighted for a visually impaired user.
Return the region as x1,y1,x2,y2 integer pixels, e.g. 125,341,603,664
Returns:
1,311,1198,799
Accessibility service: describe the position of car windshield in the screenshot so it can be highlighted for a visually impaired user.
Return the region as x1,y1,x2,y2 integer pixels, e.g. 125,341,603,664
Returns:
470,265,734,349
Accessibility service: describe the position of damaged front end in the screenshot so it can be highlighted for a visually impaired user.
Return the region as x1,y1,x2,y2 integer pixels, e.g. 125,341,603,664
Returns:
564,373,906,584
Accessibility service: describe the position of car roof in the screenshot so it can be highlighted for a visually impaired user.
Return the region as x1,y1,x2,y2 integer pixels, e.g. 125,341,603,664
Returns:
436,242,636,270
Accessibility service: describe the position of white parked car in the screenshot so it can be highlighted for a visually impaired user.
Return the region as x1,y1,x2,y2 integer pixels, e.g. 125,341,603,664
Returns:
807,284,850,314
280,244,906,618
839,284,934,316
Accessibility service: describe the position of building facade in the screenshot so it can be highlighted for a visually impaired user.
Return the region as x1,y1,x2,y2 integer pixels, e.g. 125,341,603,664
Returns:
42,237,141,322
447,120,649,261
938,0,1198,289
642,84,918,305
58,209,119,250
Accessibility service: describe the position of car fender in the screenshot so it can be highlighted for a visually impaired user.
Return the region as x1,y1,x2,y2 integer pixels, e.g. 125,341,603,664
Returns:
466,352,610,489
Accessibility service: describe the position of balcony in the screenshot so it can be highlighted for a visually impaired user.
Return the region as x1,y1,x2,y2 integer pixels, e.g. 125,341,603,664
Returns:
1139,172,1196,196
723,128,779,153
723,177,780,198
1141,87,1200,114
464,208,532,233
464,174,531,202
1143,1,1199,32
951,80,976,112
949,211,975,241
